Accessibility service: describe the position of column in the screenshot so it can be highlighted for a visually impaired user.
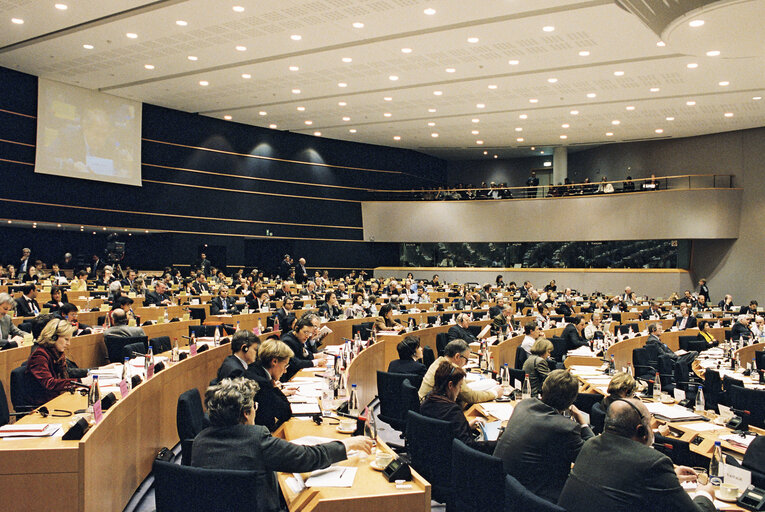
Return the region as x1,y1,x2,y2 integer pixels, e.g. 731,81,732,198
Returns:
553,146,567,186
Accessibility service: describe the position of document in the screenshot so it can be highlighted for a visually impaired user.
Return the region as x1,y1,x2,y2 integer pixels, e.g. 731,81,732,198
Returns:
480,402,514,421
478,420,504,442
305,466,357,488
0,423,62,438
290,402,322,415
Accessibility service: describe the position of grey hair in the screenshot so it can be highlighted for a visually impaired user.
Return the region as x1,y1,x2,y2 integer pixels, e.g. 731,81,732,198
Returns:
0,292,14,306
444,339,469,358
109,280,122,293
205,377,261,427
456,313,468,323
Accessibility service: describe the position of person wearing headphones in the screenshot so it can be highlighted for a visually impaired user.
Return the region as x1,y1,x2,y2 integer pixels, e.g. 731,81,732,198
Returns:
25,319,93,406
387,335,426,378
215,330,261,383
559,398,716,512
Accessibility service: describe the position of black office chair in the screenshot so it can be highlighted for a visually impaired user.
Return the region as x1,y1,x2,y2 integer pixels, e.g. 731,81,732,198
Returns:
150,335,172,353
617,323,640,335
451,439,505,512
176,389,210,466
406,411,455,507
678,335,707,353
703,369,723,413
123,342,147,360
653,434,707,468
642,343,660,370
10,364,34,414
427,315,439,325
656,355,676,393
467,325,483,337
505,474,567,512
377,371,420,434
722,375,745,407
549,336,567,366
189,308,206,322
590,401,606,434
401,379,420,417
153,459,259,512
0,381,26,427
508,368,526,388
104,335,148,363
514,346,528,370
632,348,655,381
755,350,765,371
729,385,765,428
436,332,449,356
442,313,454,323
742,436,765,488
489,305,502,318
422,346,435,368
573,393,601,415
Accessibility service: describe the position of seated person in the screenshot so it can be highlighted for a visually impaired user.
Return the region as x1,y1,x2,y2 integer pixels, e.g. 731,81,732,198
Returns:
696,320,717,347
272,297,294,330
69,270,89,291
318,292,343,320
55,302,91,335
583,312,605,340
144,280,172,307
280,316,325,382
731,314,753,341
419,339,502,404
750,316,765,339
520,321,542,354
561,315,588,352
0,292,29,345
373,303,404,333
245,339,296,432
644,323,698,369
15,284,40,317
24,319,92,406
640,302,663,320
559,398,715,512
591,372,636,432
210,285,239,315
494,369,594,504
491,305,515,334
190,378,373,512
673,307,697,330
718,294,734,312
523,338,553,396
43,286,69,313
104,308,146,338
387,335,427,379
447,313,478,343
216,330,260,382
420,360,496,454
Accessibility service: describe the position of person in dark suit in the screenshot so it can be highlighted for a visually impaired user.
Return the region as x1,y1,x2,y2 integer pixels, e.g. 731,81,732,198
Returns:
15,284,40,317
43,286,69,313
251,289,272,312
555,298,574,318
525,171,539,198
191,274,210,295
215,330,260,383
640,302,662,320
494,369,594,503
89,254,104,279
18,247,32,279
0,292,29,344
272,297,295,330
420,360,496,454
718,294,734,311
740,300,759,317
144,280,172,307
697,278,710,303
295,258,309,284
191,378,373,512
645,323,697,366
558,398,716,512
197,253,211,277
492,305,515,334
561,315,587,351
245,339,296,432
731,315,754,341
278,254,292,280
318,292,343,321
273,282,292,301
673,307,697,330
280,316,325,382
210,286,239,315
387,335,427,378
447,313,479,343
522,338,553,396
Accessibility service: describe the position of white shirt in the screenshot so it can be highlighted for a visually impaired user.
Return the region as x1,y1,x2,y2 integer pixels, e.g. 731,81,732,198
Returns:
521,335,535,354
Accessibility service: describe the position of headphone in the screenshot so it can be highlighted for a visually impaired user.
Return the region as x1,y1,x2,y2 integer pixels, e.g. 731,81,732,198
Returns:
50,319,65,341
609,398,648,439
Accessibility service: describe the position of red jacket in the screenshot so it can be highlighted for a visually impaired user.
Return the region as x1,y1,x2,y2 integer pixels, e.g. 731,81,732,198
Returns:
25,345,76,406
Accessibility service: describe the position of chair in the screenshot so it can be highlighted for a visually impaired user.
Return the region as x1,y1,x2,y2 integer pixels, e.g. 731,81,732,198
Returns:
451,439,505,512
123,342,147,360
104,335,148,363
10,364,33,413
436,332,449,356
573,393,601,415
0,381,26,427
678,335,707,353
729,385,765,428
632,348,655,381
508,368,526,388
377,371,420,433
722,375,745,406
514,346,528,370
505,474,567,512
653,434,707,468
153,459,259,512
742,436,765,488
549,337,567,366
150,335,172,353
755,350,765,371
406,411,455,506
467,325,483,337
642,343,660,369
656,355,675,392
189,308,206,322
590,401,606,434
177,389,210,466
401,379,420,416
703,369,722,413
427,315,439,325
422,346,435,368
441,313,454,323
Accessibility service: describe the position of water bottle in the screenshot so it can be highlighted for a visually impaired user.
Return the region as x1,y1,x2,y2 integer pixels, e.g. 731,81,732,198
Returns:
172,338,179,363
653,372,662,399
348,383,359,416
522,374,532,399
479,341,488,371
501,363,510,392
163,307,169,323
274,316,280,333
214,326,221,346
694,385,705,413
255,319,263,335
709,440,723,481
236,321,241,332
121,358,132,393
609,354,616,375
87,375,100,414
321,370,334,412
626,362,634,377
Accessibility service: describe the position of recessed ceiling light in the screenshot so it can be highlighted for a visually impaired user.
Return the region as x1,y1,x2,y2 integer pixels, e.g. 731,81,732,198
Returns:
342,116,351,121
126,32,138,39
614,71,624,76
338,101,347,106
427,122,436,127
393,136,401,141
389,75,399,81
223,115,232,120
515,127,523,132
11,18,24,24
424,7,436,15
290,34,302,41
304,120,313,125
338,82,348,88
445,67,456,73
235,45,247,51
605,132,613,136
493,155,498,159
382,97,393,102
288,65,299,71
650,87,660,92
561,123,569,128
476,140,484,145
687,63,698,69
352,22,364,28
724,112,734,117
472,118,480,123
656,41,666,47
476,103,485,109
199,80,209,86
612,120,620,125
560,135,568,139
547,78,558,83
586,92,596,98
578,50,590,57
241,73,251,79
269,124,277,129
530,147,535,150
467,37,479,43
686,100,696,106
259,111,267,116
519,114,528,119
626,105,635,111
484,151,489,155
342,57,352,63
488,84,498,90
706,50,720,56
428,108,437,113
508,59,520,65
433,90,442,96
431,133,439,138
83,44,94,49
543,26,555,32
233,6,245,12
570,110,579,115
666,116,674,121
55,3,68,10
349,129,357,133
188,55,198,61
297,106,306,111
517,137,524,142
655,129,664,133
401,48,412,54
689,20,705,27
292,88,301,94
383,112,392,117
176,20,187,26
472,130,479,135
529,98,538,103
754,96,762,101
144,64,155,70
718,81,730,86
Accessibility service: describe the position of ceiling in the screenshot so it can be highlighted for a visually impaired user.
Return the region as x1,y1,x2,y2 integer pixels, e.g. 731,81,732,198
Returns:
1,0,763,160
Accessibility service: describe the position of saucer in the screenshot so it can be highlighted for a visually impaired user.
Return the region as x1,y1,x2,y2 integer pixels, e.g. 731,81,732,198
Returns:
369,460,387,471
336,425,355,434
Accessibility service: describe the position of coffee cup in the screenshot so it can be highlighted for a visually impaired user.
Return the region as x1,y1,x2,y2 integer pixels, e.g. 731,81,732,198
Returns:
339,419,356,431
374,452,393,468
718,483,739,501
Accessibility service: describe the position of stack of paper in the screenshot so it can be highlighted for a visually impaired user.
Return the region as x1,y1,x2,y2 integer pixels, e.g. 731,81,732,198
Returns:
644,403,703,422
0,423,62,438
305,466,357,487
480,402,514,422
719,433,757,450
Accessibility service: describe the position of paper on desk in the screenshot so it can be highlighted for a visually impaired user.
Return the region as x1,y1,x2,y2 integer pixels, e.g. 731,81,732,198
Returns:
290,403,322,415
568,347,597,357
469,378,498,391
681,422,728,432
480,402,514,421
305,466,357,488
719,433,757,449
290,436,338,446
478,420,504,442
644,403,703,422
0,423,62,438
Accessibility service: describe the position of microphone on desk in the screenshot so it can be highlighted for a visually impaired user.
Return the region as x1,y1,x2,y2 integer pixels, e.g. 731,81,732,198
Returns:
197,344,209,353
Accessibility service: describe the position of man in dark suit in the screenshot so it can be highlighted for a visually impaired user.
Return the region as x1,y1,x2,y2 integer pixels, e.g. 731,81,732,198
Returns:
447,313,479,343
492,305,515,334
280,316,325,382
120,269,138,289
0,292,29,344
295,258,309,284
525,171,539,198
215,330,259,383
89,254,104,279
740,300,759,317
191,274,210,295
273,282,292,301
251,289,271,312
558,398,716,512
555,298,574,317
645,323,697,366
278,254,292,280
15,284,40,317
273,297,294,330
731,315,754,341
18,247,32,279
144,281,172,307
673,307,697,330
210,286,239,315
494,369,594,503
698,278,710,303
561,315,587,351
640,302,662,320
197,253,211,277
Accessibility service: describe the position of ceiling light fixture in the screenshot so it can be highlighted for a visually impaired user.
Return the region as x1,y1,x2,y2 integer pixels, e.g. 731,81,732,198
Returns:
488,84,497,90
687,63,698,68
718,81,729,86
297,106,305,111
666,117,674,121
428,108,437,113
529,98,538,103
614,71,624,76
383,112,392,117
655,128,664,133
389,75,399,81
476,103,485,109
433,90,442,96
338,101,347,106
656,41,666,47
233,5,244,12
241,73,251,79
517,137,524,142
476,140,484,145
199,80,209,86
188,55,198,61
561,123,569,128
519,114,528,119
269,124,277,129
650,87,660,92
393,136,401,140
508,59,519,65
290,34,302,41
401,48,412,54
343,116,351,121
472,118,480,123
126,32,138,39
352,22,364,28
472,130,479,135
626,105,635,111
11,18,24,24
314,131,322,136
515,127,523,132
543,26,555,32
753,96,762,101
292,88,301,94
724,112,734,117
83,44,94,49
235,45,247,51
586,92,596,98
55,3,68,10
427,122,435,127
579,50,590,57
384,96,392,101
342,57,352,63
467,37,479,43
612,120,620,125
445,67,456,73
706,50,720,56
144,64,154,70
338,82,348,87
259,111,267,116
547,78,558,83
424,8,436,15
224,115,232,120
176,20,187,26
431,133,438,138
560,135,568,139
686,100,696,106
570,110,579,115
304,120,313,125
289,65,299,71
689,20,705,27
605,132,613,136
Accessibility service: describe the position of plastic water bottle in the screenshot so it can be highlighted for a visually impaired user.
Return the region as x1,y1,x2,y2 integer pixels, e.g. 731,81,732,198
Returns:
163,307,169,323
609,354,616,375
172,338,179,363
653,372,662,399
694,385,705,413
348,383,360,417
500,363,510,392
322,370,334,412
87,375,100,414
121,358,132,393
236,321,241,332
626,362,634,377
709,440,723,481
522,374,532,400
214,326,221,346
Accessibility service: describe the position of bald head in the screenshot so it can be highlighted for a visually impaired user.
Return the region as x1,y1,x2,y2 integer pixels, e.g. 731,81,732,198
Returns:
604,398,653,445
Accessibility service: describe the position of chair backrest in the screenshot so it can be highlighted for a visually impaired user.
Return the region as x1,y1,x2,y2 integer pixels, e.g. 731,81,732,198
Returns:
656,355,674,388
376,371,419,432
549,336,567,364
123,342,147,360
406,411,454,504
653,434,700,467
0,381,10,427
176,388,209,441
451,439,505,512
467,325,483,337
729,385,765,428
590,401,606,435
10,364,30,412
514,346,528,370
189,308,206,321
150,336,172,353
436,332,449,356
703,369,722,411
505,473,567,512
104,335,148,363
401,379,420,416
153,459,260,512
508,368,526,387
632,348,653,378
756,350,765,371
743,436,765,475
642,343,660,366
422,346,435,368
678,335,696,351
573,393,601,415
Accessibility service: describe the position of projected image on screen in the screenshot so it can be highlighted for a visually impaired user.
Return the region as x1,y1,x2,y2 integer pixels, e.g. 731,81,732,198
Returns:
35,78,142,187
